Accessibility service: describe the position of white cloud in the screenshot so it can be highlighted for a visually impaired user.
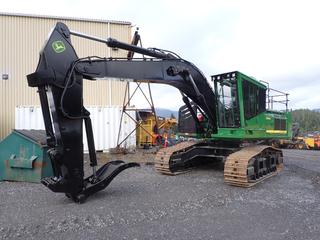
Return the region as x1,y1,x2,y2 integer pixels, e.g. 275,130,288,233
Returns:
1,0,320,110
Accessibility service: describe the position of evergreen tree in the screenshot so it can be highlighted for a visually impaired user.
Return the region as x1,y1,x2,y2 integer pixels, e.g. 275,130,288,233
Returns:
292,109,320,132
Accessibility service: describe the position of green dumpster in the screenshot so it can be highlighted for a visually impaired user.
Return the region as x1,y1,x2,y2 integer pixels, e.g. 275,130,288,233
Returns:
0,129,53,183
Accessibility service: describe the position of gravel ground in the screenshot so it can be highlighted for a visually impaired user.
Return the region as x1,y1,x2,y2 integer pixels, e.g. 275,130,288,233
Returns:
1,149,320,240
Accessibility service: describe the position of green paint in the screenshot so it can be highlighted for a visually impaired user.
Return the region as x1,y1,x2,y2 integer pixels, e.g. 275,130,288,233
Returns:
0,130,53,183
180,71,292,141
52,40,66,53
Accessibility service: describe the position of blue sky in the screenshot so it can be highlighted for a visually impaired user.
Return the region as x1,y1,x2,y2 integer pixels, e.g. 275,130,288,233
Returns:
2,0,320,110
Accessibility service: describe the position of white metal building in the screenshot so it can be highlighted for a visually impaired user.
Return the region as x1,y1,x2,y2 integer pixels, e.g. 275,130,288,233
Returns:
0,13,132,144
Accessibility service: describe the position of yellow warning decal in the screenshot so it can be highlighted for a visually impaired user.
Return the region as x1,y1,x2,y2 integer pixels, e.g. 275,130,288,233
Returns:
266,130,287,134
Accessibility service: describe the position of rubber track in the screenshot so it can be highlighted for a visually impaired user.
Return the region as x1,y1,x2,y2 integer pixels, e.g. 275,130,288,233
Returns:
154,141,197,175
224,145,283,187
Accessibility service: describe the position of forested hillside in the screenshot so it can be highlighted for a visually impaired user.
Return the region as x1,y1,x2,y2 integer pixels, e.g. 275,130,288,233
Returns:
292,109,320,132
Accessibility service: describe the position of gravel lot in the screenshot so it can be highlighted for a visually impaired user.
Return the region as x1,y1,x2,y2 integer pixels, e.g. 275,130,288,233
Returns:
1,149,320,240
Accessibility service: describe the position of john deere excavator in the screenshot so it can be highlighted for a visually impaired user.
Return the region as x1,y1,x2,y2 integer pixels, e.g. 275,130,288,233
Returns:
27,22,291,202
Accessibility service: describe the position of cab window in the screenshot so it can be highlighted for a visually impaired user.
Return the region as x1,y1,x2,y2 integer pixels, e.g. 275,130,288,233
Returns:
242,80,266,119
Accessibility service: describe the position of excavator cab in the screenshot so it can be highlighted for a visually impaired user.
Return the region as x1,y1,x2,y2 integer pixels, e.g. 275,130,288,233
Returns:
212,71,291,141
212,71,267,130
178,71,291,142
178,71,265,137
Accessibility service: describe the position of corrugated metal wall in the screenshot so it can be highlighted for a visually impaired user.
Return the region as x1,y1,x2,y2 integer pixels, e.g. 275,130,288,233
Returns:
15,106,136,151
0,13,131,139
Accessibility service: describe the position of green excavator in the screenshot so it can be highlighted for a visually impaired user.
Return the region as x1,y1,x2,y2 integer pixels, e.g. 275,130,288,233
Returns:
27,22,291,202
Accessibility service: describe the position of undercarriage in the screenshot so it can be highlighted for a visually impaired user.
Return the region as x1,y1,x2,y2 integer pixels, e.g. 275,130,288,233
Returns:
155,141,283,187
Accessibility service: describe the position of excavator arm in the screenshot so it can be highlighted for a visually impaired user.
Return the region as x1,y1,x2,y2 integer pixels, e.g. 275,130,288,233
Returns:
27,22,218,202
77,58,217,127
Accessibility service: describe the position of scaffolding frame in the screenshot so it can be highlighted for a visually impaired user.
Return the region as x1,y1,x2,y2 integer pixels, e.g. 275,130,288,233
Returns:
116,81,159,149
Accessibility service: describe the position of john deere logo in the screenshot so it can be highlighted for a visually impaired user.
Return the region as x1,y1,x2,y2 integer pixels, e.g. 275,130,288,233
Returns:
52,41,66,53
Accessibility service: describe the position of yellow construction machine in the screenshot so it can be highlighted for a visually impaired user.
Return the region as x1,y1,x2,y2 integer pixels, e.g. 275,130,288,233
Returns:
136,111,177,147
296,135,320,150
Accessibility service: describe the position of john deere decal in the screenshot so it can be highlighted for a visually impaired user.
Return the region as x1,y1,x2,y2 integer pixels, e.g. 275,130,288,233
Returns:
52,41,66,53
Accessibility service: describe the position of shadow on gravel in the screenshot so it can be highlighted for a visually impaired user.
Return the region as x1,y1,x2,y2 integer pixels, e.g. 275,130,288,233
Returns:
185,161,225,173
